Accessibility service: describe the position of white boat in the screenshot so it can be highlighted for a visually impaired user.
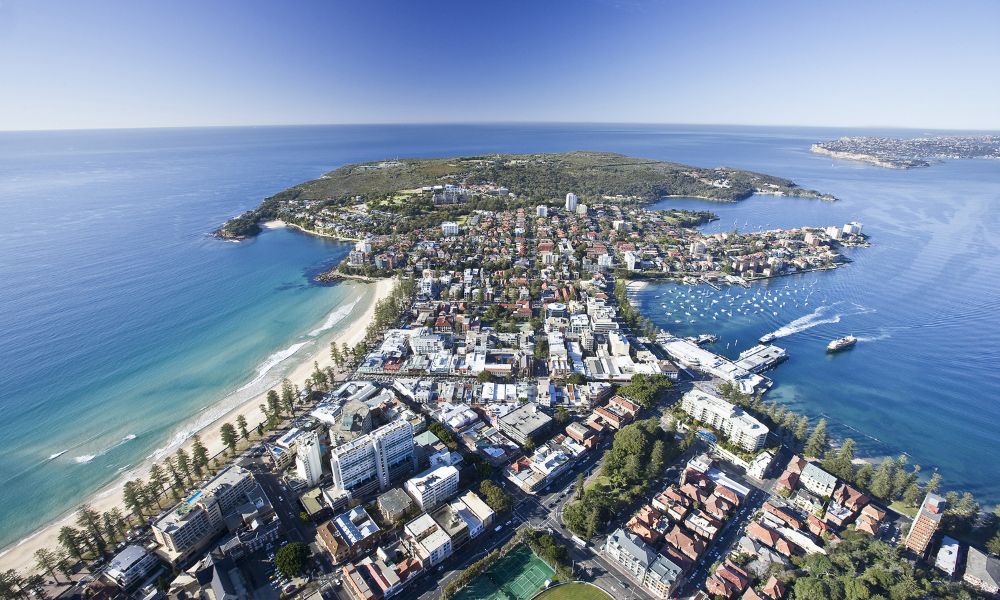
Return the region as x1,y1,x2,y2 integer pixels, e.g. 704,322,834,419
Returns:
827,335,857,353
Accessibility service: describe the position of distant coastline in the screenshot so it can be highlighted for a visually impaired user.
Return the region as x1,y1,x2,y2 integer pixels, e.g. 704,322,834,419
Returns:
810,144,927,169
811,135,1000,169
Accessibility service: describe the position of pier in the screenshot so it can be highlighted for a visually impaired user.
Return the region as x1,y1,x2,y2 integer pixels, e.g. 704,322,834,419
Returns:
734,344,788,374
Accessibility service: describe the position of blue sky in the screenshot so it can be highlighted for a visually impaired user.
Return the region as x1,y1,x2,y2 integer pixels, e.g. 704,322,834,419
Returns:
1,0,998,130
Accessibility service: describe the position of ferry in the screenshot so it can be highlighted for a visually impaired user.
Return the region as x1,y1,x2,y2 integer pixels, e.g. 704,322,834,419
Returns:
827,335,857,353
759,332,777,344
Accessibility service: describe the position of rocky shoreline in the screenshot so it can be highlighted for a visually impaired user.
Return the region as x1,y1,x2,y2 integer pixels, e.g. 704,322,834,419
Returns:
810,144,932,169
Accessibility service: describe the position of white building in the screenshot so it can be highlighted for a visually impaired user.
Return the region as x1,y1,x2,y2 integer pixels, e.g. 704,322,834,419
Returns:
747,450,774,480
679,389,769,451
405,465,460,510
441,221,460,236
152,466,266,564
409,327,447,354
843,221,863,235
404,513,453,567
330,420,414,497
536,205,548,217
295,431,324,487
105,545,159,589
799,462,837,497
458,491,496,531
935,536,960,577
564,192,578,212
604,528,684,599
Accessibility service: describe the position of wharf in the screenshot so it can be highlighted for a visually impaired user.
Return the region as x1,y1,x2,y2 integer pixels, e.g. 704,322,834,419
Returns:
734,344,788,374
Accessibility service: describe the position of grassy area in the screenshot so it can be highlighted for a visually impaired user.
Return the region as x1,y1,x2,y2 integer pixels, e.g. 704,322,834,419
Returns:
535,583,613,600
889,500,919,518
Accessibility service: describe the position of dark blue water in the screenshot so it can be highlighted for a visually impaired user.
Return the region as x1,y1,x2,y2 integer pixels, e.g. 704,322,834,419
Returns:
0,124,997,552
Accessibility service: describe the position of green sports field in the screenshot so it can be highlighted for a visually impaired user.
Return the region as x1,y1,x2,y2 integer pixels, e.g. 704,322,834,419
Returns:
534,582,613,600
452,544,555,600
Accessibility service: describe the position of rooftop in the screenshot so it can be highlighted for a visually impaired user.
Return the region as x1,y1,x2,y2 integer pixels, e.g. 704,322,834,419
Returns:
333,506,381,547
498,402,552,437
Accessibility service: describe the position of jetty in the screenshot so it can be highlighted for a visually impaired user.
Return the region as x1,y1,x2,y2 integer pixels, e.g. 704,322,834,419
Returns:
734,344,788,374
656,333,778,394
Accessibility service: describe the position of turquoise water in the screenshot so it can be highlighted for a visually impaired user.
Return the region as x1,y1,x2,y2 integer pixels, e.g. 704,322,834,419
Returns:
1,124,998,552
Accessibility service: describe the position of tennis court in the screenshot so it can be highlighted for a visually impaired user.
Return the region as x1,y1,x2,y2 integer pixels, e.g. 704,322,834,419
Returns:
453,544,555,600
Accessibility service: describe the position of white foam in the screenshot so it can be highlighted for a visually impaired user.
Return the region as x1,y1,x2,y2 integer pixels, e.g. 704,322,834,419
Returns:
148,340,308,463
762,302,874,341
236,342,307,393
856,331,892,343
72,434,136,465
308,298,361,336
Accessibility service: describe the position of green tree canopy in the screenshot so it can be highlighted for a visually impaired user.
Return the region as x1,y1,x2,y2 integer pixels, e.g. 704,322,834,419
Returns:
275,542,311,578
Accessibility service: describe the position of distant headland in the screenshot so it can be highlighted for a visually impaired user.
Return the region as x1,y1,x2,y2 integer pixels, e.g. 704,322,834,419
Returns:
812,135,1000,169
216,151,835,240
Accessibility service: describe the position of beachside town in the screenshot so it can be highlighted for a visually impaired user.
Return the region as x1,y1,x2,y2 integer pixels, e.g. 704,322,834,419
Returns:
16,190,1000,600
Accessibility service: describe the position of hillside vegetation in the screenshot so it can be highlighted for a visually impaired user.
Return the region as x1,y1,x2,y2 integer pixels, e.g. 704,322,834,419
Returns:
218,151,833,238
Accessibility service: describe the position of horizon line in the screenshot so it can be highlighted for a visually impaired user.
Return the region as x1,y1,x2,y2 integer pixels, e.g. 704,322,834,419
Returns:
2,120,1000,135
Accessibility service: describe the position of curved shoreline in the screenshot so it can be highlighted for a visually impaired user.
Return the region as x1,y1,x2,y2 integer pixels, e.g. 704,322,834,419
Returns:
0,276,396,575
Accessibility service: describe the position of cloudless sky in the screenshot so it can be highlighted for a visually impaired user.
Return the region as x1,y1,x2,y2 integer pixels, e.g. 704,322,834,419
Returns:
1,0,998,131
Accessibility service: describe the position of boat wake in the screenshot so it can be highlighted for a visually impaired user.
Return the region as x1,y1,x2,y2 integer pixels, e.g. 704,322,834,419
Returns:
308,298,361,336
762,303,874,341
73,434,137,464
855,331,892,343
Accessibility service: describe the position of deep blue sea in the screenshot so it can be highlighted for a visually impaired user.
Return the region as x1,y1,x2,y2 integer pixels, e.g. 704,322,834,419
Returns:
0,124,998,551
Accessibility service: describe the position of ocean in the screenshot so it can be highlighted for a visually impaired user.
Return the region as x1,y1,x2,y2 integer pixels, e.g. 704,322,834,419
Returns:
0,124,998,551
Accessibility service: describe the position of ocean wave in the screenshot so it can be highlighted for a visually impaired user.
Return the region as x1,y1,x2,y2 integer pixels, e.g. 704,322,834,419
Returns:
236,342,307,393
148,340,309,463
72,434,137,465
308,298,361,336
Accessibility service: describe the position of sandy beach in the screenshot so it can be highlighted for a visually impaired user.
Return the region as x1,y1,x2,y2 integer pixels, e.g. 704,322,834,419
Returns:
0,274,396,576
